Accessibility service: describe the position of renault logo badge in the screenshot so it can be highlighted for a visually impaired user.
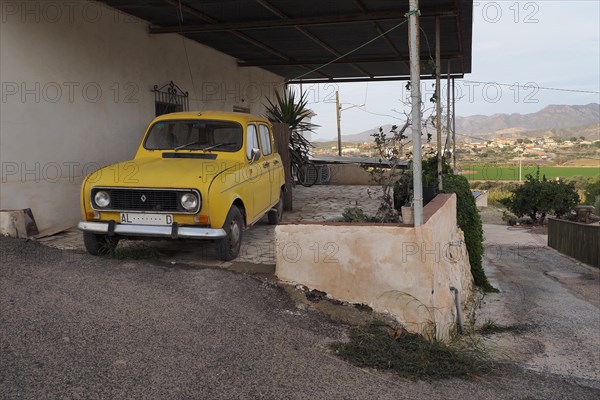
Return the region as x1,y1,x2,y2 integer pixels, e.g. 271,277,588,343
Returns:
141,195,147,203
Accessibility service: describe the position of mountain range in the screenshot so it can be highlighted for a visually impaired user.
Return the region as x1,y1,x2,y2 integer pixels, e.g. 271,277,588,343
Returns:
318,103,599,143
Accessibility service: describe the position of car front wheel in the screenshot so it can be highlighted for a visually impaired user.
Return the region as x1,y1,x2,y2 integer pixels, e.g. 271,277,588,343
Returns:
83,232,119,256
216,206,244,261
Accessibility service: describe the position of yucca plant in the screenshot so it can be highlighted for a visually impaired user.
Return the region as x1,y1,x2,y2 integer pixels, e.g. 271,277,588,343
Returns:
264,89,318,170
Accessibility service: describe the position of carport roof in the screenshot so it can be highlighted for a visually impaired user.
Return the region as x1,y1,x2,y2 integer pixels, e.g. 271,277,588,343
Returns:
100,0,472,83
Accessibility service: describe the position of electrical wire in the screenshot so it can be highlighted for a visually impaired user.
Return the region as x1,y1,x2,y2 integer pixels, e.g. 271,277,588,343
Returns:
177,0,200,108
356,107,405,121
290,10,418,81
462,80,600,95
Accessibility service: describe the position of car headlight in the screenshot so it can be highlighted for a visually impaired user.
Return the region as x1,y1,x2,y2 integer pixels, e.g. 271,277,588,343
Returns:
180,192,199,211
94,191,110,208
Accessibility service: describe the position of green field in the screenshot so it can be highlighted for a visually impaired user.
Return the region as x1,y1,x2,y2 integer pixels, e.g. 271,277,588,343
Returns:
460,165,599,181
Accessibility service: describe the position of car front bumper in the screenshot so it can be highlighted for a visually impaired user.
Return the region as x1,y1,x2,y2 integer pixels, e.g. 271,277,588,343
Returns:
77,221,226,239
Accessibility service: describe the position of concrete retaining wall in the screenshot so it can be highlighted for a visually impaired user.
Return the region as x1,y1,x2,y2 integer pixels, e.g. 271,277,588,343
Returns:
275,194,474,340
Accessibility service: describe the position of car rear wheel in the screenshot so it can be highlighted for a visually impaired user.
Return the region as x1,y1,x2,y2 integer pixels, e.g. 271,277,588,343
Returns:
217,206,244,261
83,232,119,256
268,189,284,225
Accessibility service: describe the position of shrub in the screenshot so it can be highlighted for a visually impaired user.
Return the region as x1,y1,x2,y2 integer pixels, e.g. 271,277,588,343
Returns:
583,179,600,205
502,168,580,222
487,189,512,208
443,174,496,292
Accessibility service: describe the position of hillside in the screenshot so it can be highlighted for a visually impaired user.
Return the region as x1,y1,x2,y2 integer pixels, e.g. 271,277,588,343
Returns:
327,103,599,143
455,103,599,136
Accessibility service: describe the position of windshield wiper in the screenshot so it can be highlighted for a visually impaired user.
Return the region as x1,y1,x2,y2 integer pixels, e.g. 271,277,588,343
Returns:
174,141,202,151
174,141,236,151
201,142,236,151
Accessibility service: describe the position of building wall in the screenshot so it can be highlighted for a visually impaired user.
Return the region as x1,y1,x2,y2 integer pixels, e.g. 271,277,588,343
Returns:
275,194,474,341
0,0,284,233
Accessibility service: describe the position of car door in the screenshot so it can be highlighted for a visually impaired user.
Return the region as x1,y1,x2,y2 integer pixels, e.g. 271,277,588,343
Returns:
246,123,271,219
258,123,279,206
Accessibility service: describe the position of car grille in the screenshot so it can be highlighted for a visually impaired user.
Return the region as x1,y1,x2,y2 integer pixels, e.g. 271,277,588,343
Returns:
91,188,198,213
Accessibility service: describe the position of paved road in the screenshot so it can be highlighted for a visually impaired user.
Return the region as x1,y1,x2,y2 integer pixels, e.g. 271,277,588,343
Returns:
480,224,600,386
1,236,599,399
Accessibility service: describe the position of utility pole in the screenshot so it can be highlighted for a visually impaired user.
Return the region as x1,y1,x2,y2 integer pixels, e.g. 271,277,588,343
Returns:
409,0,423,226
435,16,443,191
519,157,522,182
452,78,456,174
446,61,451,165
336,90,342,157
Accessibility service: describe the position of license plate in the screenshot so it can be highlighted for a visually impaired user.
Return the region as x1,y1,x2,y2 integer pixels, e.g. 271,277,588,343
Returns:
120,213,173,226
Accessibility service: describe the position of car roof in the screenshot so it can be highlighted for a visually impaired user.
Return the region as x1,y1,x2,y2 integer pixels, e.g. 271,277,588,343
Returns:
152,111,271,125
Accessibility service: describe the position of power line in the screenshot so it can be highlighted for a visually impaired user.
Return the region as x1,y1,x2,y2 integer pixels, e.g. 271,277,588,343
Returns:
291,10,417,81
462,80,600,95
177,0,200,109
356,107,404,121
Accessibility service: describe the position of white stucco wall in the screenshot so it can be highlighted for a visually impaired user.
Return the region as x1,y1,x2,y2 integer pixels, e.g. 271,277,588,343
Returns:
0,0,284,233
275,194,474,341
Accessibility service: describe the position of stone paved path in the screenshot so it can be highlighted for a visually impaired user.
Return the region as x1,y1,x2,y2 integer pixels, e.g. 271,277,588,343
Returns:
35,185,383,265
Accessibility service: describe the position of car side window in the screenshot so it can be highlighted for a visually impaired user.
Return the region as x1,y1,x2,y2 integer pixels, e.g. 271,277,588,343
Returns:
258,125,272,156
246,124,260,160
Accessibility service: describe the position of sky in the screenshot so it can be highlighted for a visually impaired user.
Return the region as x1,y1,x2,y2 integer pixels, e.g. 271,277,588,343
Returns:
292,1,600,141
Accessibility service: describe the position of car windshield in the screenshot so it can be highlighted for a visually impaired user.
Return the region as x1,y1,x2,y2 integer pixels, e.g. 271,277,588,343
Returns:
144,119,243,152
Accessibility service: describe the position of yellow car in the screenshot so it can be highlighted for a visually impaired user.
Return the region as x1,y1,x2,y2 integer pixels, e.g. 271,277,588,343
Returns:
78,111,285,261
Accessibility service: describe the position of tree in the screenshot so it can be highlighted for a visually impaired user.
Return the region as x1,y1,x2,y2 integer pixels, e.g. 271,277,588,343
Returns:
502,168,580,222
583,179,600,205
264,89,317,171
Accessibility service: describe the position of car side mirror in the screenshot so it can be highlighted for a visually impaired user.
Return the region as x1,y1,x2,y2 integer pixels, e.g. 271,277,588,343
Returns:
250,147,260,163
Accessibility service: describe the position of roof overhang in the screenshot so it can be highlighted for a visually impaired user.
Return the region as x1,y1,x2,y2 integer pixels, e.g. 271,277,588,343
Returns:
99,0,472,83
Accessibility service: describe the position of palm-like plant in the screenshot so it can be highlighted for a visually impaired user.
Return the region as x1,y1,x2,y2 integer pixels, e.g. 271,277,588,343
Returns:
264,89,318,170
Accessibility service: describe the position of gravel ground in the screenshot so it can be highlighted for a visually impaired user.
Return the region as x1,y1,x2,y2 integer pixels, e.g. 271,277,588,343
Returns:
1,236,599,400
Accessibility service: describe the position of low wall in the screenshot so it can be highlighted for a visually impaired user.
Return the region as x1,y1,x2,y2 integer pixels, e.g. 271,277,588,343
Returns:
275,194,474,340
548,218,599,267
327,164,378,185
473,190,488,208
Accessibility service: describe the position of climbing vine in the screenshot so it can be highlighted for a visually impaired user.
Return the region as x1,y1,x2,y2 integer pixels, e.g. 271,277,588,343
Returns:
442,174,497,292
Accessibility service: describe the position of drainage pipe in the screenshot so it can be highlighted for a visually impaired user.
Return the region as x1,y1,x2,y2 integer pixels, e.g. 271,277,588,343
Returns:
450,286,464,334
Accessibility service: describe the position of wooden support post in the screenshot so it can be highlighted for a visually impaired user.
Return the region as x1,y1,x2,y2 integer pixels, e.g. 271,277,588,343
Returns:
272,123,293,211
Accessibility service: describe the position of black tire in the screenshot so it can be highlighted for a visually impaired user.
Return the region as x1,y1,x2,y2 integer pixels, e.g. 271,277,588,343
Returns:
297,163,318,187
268,189,284,225
83,232,119,256
217,206,244,261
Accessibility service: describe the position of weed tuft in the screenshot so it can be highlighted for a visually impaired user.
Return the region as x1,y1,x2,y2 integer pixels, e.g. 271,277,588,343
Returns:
330,322,495,380
100,243,160,260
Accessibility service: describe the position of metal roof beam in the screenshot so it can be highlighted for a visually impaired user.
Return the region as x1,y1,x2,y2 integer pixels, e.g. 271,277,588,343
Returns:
352,0,404,57
149,9,457,34
239,55,461,67
254,0,373,77
159,0,331,79
287,74,465,84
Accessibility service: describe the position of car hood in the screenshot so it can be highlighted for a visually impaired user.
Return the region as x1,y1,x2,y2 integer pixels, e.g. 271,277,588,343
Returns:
87,156,240,190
